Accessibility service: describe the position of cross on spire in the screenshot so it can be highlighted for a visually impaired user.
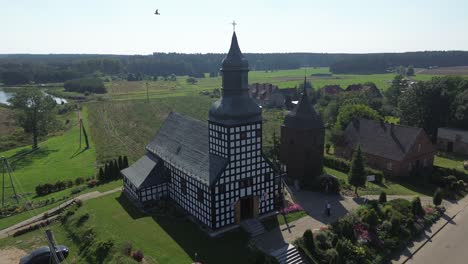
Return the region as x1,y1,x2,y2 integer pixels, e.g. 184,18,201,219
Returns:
231,20,237,32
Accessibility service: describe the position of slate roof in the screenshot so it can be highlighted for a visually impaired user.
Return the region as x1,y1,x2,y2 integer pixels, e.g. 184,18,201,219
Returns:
438,127,468,144
338,118,425,161
209,32,262,125
121,154,168,189
146,112,228,186
283,78,323,129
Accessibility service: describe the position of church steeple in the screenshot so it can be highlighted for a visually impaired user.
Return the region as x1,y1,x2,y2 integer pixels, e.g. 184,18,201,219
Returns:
209,32,261,125
283,77,323,129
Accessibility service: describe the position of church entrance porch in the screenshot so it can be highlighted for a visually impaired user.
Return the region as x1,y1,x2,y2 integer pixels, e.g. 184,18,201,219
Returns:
235,196,259,224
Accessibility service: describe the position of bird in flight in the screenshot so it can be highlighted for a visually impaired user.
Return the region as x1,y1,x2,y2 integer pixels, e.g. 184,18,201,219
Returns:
154,9,160,15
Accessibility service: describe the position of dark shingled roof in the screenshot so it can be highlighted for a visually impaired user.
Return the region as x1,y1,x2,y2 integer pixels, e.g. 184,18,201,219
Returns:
438,127,468,144
338,118,424,161
121,154,167,189
209,32,262,125
146,112,228,186
283,78,323,129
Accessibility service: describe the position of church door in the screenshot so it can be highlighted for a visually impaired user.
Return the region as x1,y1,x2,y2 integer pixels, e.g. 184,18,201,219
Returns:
240,196,254,220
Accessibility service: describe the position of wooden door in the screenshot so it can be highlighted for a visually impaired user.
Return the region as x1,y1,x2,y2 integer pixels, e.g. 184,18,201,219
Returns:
253,196,259,218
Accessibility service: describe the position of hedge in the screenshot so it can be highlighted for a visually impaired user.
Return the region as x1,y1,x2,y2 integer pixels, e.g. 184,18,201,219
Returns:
433,166,468,183
324,155,384,184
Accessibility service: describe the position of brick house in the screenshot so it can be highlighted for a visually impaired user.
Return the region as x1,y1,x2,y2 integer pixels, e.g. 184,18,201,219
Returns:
335,119,436,177
437,127,468,155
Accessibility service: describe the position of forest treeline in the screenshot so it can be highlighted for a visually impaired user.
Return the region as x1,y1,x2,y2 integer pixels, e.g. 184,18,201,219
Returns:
1,51,468,85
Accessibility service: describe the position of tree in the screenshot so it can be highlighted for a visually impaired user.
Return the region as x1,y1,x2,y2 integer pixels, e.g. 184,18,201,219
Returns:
406,65,415,76
348,146,366,195
398,78,453,139
303,229,315,253
433,189,443,206
186,77,197,85
335,104,382,130
118,156,123,170
379,191,387,203
384,75,408,107
451,89,468,129
8,88,57,149
411,196,425,216
98,167,105,181
123,156,129,168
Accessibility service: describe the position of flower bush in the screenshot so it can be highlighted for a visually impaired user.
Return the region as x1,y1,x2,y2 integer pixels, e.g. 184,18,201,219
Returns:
296,197,445,264
280,203,303,214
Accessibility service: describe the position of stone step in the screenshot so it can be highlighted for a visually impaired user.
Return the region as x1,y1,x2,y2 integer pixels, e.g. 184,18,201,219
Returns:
271,244,306,264
241,219,266,237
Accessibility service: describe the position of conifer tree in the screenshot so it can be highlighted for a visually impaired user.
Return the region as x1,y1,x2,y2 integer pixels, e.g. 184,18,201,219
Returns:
348,146,366,196
118,156,123,170
123,156,129,169
104,162,110,181
98,167,104,181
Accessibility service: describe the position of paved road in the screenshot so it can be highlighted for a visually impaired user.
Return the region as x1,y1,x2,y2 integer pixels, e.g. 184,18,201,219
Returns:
406,204,468,264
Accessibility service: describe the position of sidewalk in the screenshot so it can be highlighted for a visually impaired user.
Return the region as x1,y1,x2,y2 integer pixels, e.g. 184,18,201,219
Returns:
391,195,468,264
0,187,121,239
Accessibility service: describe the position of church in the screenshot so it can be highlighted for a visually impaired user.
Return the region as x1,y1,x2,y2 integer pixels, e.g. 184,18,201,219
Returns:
121,32,282,232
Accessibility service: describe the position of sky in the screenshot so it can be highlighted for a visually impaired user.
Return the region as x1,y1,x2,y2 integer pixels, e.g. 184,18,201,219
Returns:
1,0,467,54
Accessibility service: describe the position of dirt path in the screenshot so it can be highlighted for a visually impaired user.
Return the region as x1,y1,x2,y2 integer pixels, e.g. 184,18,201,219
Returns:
0,247,27,263
0,187,122,239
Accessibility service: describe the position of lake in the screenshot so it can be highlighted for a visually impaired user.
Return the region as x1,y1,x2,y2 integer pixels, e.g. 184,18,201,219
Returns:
0,89,67,105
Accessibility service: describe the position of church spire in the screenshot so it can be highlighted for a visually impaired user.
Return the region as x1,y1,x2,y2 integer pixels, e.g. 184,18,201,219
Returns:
209,32,261,125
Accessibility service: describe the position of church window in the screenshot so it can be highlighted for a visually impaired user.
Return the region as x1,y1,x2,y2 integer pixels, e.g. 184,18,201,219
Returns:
181,179,187,195
256,129,261,137
197,188,204,202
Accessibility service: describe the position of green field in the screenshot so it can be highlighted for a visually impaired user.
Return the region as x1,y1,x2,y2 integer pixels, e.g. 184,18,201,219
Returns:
0,107,96,204
0,192,255,264
43,67,442,103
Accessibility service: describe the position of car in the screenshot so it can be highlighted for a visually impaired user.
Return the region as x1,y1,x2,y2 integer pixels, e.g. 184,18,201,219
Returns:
19,245,69,264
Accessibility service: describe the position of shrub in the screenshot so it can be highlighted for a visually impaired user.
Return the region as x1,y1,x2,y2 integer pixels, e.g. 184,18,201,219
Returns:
303,229,315,253
75,199,83,207
315,230,336,250
132,250,144,262
75,177,85,185
95,239,114,262
360,208,379,227
121,242,133,256
379,191,387,203
87,179,98,188
331,213,359,242
66,180,74,188
411,197,425,217
324,155,384,184
433,189,443,206
70,187,82,195
318,174,340,194
77,213,90,226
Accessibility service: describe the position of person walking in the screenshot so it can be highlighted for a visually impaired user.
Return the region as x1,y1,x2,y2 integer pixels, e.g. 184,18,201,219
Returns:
326,201,331,217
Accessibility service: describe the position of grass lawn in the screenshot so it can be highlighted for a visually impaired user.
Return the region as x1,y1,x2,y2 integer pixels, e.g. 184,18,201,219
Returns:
324,167,434,196
0,180,122,231
262,210,308,231
434,153,468,171
0,106,96,206
0,192,255,264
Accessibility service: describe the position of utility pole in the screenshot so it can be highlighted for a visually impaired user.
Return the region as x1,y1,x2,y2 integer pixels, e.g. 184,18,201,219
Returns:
1,157,19,208
146,81,149,103
45,229,60,264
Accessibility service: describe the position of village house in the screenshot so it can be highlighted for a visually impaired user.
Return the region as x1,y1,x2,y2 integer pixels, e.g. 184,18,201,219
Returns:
248,83,297,108
437,127,468,156
121,32,281,233
335,119,436,177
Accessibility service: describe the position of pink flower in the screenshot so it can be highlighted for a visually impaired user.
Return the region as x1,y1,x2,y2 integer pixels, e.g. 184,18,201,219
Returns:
280,203,303,214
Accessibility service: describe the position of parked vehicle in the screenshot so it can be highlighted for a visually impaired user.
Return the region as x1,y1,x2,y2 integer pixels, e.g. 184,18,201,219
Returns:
19,245,69,264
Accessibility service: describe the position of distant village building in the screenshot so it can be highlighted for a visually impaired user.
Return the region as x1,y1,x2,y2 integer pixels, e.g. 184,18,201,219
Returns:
248,83,297,108
320,85,343,96
345,83,382,97
437,127,468,155
121,32,281,232
280,78,325,187
335,119,435,177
